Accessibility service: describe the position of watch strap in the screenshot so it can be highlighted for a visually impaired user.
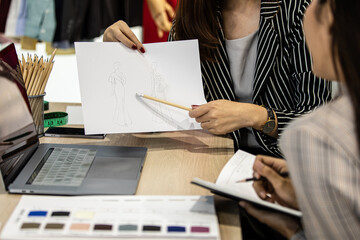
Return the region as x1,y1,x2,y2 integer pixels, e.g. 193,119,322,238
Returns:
265,107,275,121
260,106,276,133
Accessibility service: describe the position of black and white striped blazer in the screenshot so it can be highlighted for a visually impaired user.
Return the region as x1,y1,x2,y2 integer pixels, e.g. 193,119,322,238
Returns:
170,0,332,157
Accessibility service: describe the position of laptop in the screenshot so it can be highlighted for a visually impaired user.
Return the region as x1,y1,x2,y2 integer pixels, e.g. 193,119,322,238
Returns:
0,44,147,195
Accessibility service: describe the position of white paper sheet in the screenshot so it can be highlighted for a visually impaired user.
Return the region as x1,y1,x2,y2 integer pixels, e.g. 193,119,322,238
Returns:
66,106,84,125
75,40,206,134
215,150,259,199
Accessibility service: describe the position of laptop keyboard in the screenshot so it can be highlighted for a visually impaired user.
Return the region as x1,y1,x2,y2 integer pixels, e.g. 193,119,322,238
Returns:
31,148,96,187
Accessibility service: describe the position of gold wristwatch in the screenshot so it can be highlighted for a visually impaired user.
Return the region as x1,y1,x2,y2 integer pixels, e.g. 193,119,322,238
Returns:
261,107,276,134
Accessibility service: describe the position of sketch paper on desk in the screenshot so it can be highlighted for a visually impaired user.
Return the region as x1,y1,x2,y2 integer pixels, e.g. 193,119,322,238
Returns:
191,150,302,218
75,40,206,134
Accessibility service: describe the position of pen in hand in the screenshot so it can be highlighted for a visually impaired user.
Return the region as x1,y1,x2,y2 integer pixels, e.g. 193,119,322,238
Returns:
236,172,289,183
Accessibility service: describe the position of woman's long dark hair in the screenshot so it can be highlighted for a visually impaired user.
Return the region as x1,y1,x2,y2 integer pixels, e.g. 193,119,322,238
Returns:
173,0,220,61
173,0,280,62
319,0,360,150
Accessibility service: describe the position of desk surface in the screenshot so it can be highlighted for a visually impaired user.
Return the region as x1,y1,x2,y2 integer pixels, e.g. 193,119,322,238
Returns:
0,103,241,239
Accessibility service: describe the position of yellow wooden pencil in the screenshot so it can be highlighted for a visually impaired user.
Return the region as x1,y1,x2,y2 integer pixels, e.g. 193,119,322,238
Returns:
23,62,30,89
136,93,191,111
40,61,54,94
21,50,56,96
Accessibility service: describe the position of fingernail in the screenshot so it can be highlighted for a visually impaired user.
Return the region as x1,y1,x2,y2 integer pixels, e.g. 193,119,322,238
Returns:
191,105,199,109
140,47,145,53
239,201,245,207
254,172,261,179
260,191,266,199
132,44,137,50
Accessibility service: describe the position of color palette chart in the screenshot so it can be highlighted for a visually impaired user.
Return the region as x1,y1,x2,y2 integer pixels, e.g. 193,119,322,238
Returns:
1,195,220,240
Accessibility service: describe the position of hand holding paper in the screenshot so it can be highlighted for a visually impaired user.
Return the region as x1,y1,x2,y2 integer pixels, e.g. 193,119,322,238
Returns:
75,40,206,134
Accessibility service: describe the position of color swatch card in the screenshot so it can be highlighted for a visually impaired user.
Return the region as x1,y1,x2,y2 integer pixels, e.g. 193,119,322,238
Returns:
1,195,220,240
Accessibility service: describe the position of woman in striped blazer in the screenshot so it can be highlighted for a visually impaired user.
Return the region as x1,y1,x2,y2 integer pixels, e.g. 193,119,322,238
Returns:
104,0,332,157
170,0,332,157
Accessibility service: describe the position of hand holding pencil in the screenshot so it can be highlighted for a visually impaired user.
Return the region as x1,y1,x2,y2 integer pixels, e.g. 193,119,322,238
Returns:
250,155,298,209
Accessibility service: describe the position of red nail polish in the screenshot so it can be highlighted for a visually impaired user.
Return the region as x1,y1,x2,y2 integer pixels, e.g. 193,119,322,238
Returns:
132,45,137,50
140,47,145,53
191,105,199,109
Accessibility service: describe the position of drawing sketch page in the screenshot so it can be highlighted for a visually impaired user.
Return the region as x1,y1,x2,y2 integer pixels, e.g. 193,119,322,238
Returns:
215,150,259,199
75,40,206,134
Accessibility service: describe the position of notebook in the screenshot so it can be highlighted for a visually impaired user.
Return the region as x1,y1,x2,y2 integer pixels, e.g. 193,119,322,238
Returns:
191,150,302,218
0,43,147,195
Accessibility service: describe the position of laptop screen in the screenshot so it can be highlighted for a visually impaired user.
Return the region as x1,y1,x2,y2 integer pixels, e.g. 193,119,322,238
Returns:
0,45,39,187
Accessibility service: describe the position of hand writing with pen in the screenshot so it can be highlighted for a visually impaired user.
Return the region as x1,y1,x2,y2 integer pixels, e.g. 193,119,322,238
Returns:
239,155,302,239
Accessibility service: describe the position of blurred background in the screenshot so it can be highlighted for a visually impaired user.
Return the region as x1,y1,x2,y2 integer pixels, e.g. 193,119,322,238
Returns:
0,0,178,103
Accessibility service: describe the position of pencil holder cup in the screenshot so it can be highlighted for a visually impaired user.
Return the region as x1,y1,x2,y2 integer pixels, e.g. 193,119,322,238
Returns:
28,93,46,137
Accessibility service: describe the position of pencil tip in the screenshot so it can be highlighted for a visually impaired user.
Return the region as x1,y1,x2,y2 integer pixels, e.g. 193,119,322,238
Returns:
136,92,144,97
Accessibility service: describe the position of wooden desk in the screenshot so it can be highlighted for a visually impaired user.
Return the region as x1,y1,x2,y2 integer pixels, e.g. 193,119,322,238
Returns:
0,103,241,239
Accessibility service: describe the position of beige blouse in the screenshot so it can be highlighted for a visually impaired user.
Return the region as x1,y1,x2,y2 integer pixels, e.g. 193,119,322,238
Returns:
280,87,360,239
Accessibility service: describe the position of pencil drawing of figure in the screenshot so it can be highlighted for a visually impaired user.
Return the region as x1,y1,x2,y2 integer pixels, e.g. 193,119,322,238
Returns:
109,62,132,127
150,62,173,122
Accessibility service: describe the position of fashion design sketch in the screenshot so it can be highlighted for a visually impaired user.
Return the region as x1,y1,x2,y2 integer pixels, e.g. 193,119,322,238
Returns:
149,63,173,123
108,62,132,127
